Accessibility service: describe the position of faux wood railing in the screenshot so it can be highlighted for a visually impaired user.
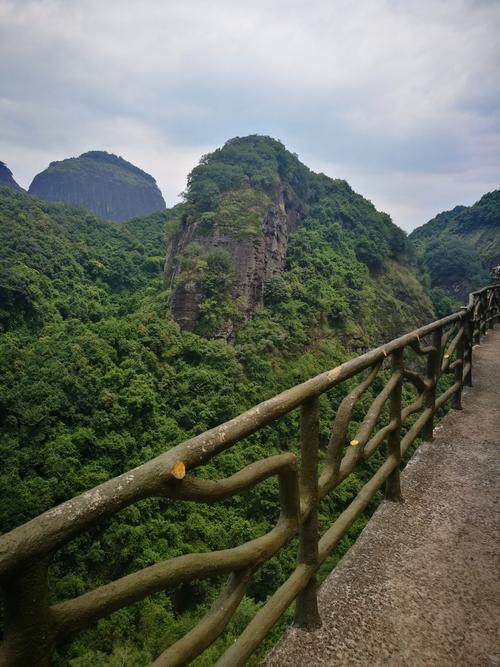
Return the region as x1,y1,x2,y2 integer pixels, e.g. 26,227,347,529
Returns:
1,285,499,667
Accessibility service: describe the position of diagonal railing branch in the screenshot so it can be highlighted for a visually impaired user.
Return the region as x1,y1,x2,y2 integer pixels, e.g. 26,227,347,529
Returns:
352,370,402,453
441,325,465,373
409,340,436,356
363,419,399,458
403,368,429,393
339,371,402,472
401,391,426,421
322,362,382,484
440,324,456,354
151,568,253,667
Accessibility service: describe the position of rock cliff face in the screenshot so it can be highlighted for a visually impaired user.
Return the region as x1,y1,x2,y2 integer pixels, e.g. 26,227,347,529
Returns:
0,162,24,191
28,151,165,222
165,188,304,335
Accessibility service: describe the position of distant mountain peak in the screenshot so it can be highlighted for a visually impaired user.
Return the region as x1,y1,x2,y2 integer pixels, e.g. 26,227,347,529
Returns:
77,151,158,184
28,151,166,222
0,161,24,192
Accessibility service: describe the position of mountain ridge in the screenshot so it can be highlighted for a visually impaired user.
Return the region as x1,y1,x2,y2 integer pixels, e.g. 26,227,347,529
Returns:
410,189,499,299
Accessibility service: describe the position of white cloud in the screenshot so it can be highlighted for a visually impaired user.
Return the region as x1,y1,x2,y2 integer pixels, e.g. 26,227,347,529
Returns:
0,0,499,227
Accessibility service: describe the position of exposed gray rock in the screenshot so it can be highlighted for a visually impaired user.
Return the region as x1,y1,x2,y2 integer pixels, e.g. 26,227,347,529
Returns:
165,187,304,335
28,151,165,222
0,162,24,192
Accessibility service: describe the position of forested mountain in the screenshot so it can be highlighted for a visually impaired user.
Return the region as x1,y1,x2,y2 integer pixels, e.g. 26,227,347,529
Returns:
1,137,436,665
410,189,500,300
0,162,24,192
28,151,166,222
166,135,434,341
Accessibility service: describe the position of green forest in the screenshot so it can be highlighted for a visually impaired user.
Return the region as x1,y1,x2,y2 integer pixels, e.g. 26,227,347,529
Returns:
0,136,490,665
410,188,500,299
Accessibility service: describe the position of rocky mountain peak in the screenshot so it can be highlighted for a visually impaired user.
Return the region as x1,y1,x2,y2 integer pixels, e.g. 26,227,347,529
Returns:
0,161,24,192
28,151,166,222
164,136,313,338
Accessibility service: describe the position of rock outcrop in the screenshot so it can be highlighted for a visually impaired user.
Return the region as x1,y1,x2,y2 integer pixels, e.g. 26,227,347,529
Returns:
28,151,166,222
0,162,24,191
165,187,304,336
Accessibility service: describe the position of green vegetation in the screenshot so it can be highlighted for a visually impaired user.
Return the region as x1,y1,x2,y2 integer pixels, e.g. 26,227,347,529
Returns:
0,136,448,666
38,151,160,188
214,187,272,237
410,189,500,297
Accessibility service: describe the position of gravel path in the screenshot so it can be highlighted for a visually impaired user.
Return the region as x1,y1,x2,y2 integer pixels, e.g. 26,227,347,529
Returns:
265,327,500,667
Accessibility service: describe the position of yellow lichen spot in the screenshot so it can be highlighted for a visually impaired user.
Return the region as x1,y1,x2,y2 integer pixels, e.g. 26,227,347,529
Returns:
444,353,450,359
327,367,341,382
171,460,186,479
350,439,360,447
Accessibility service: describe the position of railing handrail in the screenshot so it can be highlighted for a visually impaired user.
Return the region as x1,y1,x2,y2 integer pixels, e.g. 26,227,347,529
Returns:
0,309,467,575
1,283,499,667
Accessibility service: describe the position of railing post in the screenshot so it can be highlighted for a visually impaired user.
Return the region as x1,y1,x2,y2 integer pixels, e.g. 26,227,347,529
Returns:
460,306,474,387
488,289,495,330
422,328,442,441
385,349,403,502
480,292,487,338
453,324,466,410
0,560,54,667
294,397,322,630
473,298,481,346
461,307,473,387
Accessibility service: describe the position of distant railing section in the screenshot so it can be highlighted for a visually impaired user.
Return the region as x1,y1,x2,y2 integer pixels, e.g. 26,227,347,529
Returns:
1,285,499,667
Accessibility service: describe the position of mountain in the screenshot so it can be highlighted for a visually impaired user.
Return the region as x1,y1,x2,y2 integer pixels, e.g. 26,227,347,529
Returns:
0,161,24,191
165,135,434,341
410,190,500,300
0,138,437,665
28,150,166,222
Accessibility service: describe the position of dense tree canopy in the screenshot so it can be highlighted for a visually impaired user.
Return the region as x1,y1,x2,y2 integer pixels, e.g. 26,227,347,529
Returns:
410,189,499,297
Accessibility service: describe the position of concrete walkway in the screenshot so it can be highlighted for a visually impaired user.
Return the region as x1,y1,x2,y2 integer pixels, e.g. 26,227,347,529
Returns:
265,327,500,667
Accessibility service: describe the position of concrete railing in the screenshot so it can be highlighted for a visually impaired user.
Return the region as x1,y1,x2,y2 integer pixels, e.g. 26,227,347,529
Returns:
1,284,499,667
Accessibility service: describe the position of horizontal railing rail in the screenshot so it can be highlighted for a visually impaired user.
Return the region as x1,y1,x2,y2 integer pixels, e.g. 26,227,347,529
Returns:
1,283,499,666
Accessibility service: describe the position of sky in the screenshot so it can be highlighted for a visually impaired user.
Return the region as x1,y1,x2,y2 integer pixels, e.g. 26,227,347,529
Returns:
1,0,499,231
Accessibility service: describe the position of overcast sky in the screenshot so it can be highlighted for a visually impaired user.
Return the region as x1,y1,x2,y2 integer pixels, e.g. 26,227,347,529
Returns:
1,0,499,231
